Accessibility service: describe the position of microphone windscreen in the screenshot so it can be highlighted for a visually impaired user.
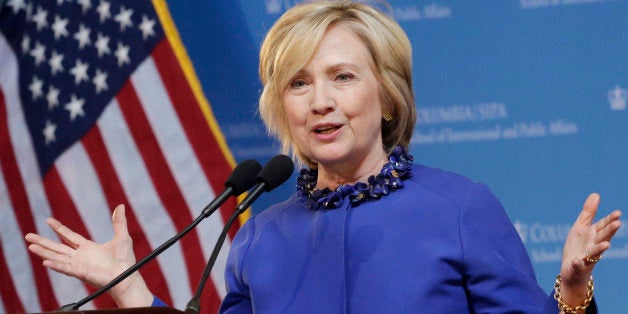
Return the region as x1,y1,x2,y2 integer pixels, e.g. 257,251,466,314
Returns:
226,159,262,195
257,154,294,191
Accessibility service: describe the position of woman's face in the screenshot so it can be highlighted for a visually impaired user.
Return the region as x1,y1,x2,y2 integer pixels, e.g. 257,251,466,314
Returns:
283,24,385,170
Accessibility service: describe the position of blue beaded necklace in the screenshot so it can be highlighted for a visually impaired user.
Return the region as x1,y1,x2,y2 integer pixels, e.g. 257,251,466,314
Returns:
296,146,414,210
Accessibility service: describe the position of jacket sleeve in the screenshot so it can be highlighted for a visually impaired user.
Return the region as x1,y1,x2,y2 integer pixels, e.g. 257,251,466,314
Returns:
458,183,597,313
218,217,256,314
151,296,167,307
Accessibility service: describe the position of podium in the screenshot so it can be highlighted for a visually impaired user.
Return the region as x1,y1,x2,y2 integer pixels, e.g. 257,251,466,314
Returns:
33,307,184,314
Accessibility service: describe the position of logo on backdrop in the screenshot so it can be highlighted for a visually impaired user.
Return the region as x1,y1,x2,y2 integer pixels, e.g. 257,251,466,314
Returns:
608,85,627,111
394,3,452,22
412,101,579,145
520,0,611,9
262,0,452,21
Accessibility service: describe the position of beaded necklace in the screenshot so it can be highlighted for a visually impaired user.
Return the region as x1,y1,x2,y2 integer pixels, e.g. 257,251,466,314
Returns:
296,146,414,210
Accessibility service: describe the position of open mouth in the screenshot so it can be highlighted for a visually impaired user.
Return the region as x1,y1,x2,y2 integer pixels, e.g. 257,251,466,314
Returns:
314,125,340,134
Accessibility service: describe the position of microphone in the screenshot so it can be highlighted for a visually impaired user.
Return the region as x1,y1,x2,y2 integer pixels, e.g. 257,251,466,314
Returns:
200,159,263,218
185,154,294,313
57,159,262,311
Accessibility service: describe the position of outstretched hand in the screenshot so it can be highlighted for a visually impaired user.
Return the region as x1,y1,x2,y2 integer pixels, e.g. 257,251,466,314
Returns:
25,204,153,308
559,193,622,306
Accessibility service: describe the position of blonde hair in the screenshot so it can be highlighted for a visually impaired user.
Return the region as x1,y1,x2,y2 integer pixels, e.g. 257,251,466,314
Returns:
259,0,416,168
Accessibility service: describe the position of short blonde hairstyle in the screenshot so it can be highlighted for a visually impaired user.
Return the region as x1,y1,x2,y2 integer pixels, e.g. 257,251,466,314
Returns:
259,0,416,168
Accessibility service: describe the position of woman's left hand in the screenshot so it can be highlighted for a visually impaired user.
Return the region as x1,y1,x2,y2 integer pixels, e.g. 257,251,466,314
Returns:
559,193,622,306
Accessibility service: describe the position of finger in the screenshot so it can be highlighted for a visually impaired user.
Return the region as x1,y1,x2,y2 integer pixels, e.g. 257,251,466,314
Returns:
593,209,622,233
571,257,587,273
111,204,130,238
595,219,622,243
574,193,600,227
569,256,591,280
47,217,87,249
28,243,72,265
571,242,610,272
586,241,610,258
24,232,75,256
42,258,82,279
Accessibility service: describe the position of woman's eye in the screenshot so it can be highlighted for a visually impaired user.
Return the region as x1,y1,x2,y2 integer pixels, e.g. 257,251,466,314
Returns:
336,73,354,81
289,79,307,88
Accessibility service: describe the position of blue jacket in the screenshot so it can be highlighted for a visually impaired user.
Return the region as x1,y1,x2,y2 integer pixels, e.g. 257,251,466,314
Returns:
217,164,594,313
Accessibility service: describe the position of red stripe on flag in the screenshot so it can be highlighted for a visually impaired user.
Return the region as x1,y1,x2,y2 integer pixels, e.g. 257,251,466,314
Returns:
81,125,174,306
0,239,25,314
151,40,240,240
115,80,222,311
0,87,59,310
42,167,117,309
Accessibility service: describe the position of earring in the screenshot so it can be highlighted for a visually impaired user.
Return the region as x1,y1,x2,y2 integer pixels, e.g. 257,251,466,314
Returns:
383,112,393,121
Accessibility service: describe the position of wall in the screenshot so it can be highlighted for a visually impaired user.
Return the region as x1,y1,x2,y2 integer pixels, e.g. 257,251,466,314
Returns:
168,1,628,311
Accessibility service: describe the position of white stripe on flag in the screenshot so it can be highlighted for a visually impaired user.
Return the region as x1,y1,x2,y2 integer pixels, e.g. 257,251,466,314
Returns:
56,143,115,244
97,99,193,307
0,169,40,313
131,57,229,296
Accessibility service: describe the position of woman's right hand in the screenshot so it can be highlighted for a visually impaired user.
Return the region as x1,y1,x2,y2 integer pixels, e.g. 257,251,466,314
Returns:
24,204,154,308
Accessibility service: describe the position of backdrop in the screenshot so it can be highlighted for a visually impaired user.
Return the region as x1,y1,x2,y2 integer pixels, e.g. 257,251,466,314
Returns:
167,0,627,312
1,0,624,313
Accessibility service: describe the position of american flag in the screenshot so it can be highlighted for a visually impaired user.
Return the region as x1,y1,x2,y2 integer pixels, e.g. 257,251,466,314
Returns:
0,0,241,312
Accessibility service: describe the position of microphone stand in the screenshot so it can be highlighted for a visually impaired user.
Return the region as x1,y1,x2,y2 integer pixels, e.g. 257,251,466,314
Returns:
184,185,265,313
185,154,293,314
57,159,262,312
56,158,262,311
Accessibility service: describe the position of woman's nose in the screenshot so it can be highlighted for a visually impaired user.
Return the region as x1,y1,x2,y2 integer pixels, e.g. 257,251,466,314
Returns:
310,83,335,114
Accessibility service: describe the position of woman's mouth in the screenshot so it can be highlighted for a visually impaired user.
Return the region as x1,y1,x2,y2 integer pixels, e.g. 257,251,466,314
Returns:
315,125,340,134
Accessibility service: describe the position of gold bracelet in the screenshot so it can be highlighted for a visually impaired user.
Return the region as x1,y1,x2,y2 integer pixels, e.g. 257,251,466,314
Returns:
553,274,594,314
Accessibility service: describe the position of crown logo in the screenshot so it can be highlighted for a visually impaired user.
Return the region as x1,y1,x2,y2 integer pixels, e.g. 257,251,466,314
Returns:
608,85,627,111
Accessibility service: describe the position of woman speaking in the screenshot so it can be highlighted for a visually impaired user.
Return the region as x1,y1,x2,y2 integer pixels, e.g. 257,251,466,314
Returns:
26,1,622,313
